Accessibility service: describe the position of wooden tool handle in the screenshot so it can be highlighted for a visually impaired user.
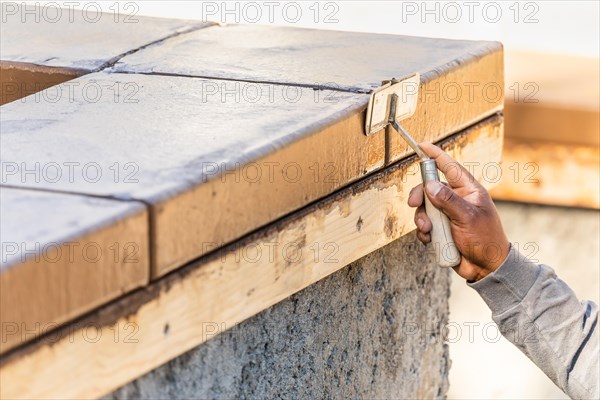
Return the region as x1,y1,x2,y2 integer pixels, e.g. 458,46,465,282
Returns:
420,160,462,268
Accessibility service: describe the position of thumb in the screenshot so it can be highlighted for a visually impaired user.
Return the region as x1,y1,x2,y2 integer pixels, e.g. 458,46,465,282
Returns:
424,180,474,222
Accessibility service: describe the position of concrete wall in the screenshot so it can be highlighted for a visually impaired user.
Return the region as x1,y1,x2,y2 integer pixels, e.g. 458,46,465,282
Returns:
108,233,451,399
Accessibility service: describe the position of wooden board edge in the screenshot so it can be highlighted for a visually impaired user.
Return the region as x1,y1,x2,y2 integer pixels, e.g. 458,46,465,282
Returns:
0,198,151,354
389,43,504,162
153,46,506,277
0,114,503,399
491,137,600,209
152,98,383,277
0,61,86,105
504,101,600,147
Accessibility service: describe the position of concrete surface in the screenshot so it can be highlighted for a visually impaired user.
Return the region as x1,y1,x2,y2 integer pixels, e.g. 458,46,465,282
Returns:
113,24,499,93
107,232,451,399
448,201,600,400
1,3,209,71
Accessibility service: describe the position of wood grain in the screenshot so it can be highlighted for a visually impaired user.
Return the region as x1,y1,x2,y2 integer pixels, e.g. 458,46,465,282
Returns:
0,188,149,354
391,45,503,162
0,114,503,400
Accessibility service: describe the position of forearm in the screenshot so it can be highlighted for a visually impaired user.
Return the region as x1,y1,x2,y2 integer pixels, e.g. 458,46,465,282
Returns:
468,245,599,399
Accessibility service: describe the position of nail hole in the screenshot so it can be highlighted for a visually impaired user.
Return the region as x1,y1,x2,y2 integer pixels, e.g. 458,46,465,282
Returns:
356,217,364,232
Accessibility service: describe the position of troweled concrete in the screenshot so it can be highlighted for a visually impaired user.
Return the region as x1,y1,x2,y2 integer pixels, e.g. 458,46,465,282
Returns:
113,24,499,93
0,4,210,71
108,232,451,399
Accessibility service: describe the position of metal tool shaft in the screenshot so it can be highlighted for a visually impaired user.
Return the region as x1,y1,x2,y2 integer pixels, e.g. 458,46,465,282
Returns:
388,94,430,160
388,93,460,268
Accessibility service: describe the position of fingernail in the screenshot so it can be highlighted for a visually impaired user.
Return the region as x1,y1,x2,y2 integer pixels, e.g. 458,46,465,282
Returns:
425,181,442,196
416,218,424,230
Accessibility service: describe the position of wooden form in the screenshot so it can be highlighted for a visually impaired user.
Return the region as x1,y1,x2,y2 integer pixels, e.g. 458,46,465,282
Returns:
0,72,381,279
493,138,599,208
0,188,149,353
0,62,83,105
0,187,150,352
0,115,503,399
491,51,599,208
0,7,210,352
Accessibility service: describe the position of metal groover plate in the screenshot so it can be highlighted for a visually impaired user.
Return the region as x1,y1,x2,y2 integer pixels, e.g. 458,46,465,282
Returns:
364,73,420,136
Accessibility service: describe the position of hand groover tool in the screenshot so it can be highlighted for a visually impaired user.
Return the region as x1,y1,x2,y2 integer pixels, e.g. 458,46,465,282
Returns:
364,73,461,268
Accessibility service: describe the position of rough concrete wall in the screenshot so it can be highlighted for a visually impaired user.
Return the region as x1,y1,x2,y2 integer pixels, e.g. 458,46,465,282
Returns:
108,232,451,399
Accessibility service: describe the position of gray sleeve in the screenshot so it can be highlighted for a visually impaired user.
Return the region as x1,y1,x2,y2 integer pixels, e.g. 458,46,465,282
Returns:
468,244,599,399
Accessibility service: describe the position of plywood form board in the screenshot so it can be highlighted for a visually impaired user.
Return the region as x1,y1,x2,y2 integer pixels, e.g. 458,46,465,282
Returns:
505,51,599,111
504,51,598,146
493,51,599,207
0,72,382,277
491,138,600,209
0,62,83,105
496,109,600,208
0,114,504,400
0,187,149,354
504,102,599,148
111,24,504,162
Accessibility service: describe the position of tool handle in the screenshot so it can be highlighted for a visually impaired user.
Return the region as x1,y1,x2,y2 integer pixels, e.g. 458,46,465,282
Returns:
420,160,462,268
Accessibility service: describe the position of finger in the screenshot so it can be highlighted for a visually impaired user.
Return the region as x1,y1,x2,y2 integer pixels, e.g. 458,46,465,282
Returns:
414,205,432,233
419,142,477,189
416,230,431,244
408,184,424,207
424,180,477,223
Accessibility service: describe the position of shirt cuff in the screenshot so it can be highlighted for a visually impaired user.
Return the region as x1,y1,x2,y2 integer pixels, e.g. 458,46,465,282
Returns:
467,243,542,314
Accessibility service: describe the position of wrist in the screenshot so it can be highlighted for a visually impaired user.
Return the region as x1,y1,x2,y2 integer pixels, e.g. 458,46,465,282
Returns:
470,241,511,282
487,239,511,271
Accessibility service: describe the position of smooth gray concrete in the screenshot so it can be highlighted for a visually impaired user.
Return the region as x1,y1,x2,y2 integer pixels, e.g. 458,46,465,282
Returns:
108,232,451,399
1,4,209,71
113,24,500,93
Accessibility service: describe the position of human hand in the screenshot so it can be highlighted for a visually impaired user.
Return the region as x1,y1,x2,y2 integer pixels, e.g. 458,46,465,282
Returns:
408,143,510,282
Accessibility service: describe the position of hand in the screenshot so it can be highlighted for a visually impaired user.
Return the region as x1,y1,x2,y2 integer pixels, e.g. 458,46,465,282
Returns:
408,143,510,282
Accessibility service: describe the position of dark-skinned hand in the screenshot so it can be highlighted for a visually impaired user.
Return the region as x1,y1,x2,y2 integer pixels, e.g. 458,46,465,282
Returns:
408,143,510,282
